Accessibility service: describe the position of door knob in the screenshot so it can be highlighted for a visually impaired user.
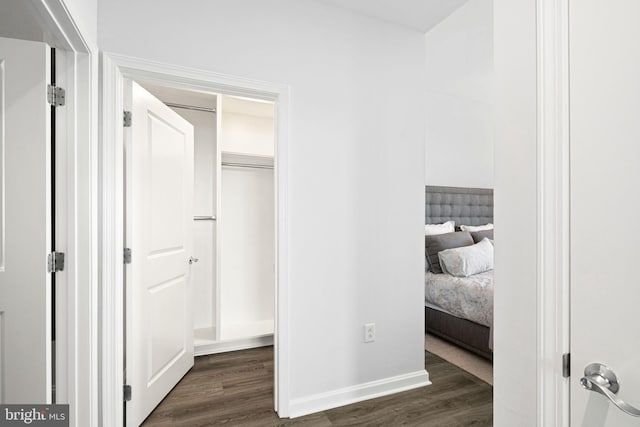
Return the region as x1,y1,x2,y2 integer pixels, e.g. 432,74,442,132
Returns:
581,362,640,417
188,256,199,264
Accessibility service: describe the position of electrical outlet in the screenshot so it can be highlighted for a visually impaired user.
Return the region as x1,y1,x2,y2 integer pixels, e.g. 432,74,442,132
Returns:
364,323,376,343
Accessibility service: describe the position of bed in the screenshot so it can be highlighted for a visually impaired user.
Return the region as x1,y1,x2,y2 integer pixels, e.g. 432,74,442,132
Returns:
424,186,494,361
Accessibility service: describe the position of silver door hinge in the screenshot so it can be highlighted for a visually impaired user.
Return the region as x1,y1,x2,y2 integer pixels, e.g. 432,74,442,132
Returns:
47,84,66,106
562,353,570,378
123,111,132,127
124,248,132,264
123,384,132,402
47,252,65,273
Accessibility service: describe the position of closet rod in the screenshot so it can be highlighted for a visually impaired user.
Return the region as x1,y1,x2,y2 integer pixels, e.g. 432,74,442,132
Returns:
221,162,274,170
165,102,216,114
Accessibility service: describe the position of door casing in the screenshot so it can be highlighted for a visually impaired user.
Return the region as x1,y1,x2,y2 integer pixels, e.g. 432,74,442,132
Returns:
100,52,290,424
0,1,97,425
494,0,570,425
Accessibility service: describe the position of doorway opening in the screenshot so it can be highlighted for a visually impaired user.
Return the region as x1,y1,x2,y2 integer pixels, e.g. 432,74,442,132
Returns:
422,0,495,418
123,80,276,425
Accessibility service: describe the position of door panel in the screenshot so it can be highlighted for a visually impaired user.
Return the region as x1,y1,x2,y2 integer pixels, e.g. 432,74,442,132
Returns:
0,37,51,404
125,81,195,426
570,1,640,425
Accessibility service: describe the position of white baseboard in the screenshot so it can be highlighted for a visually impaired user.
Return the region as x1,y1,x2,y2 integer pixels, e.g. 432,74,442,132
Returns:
288,369,431,418
194,334,274,356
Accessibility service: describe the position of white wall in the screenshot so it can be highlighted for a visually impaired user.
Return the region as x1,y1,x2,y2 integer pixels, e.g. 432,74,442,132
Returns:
220,166,275,339
178,108,218,331
494,0,538,425
99,0,427,413
424,0,493,188
62,0,98,48
221,113,275,157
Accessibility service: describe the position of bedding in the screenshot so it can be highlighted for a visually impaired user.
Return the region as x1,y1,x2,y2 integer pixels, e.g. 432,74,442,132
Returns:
425,231,474,274
470,229,494,243
424,220,455,236
460,223,493,232
424,270,493,329
438,238,494,277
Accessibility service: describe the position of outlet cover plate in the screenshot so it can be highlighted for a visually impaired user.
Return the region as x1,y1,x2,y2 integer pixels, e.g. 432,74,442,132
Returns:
364,323,375,343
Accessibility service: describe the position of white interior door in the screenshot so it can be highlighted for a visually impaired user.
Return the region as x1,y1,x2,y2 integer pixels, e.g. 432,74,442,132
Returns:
125,81,195,426
0,37,51,404
570,1,640,425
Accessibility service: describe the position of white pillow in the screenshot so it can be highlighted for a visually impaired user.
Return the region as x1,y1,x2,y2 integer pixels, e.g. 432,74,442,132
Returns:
438,238,494,277
425,220,455,236
460,223,493,232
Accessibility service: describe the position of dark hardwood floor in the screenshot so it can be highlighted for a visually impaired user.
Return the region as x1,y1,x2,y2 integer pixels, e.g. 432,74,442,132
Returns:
142,346,492,426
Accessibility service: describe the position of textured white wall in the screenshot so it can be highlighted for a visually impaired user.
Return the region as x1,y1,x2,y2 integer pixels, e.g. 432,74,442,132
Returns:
424,0,493,188
99,0,427,410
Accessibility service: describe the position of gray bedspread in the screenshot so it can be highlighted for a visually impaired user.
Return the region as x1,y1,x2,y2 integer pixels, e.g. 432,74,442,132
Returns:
424,270,494,328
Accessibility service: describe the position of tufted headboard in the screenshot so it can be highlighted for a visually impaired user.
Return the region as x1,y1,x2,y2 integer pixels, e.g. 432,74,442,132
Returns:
425,186,493,227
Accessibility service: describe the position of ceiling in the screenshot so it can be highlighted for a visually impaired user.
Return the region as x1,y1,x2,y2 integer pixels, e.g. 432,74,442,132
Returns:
0,1,47,43
319,0,469,33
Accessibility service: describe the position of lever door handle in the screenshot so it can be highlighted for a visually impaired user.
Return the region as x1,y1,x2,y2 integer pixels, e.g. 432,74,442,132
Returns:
580,362,640,417
189,256,199,265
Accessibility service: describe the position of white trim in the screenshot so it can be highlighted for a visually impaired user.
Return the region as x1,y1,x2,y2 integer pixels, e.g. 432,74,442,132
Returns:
194,335,274,357
100,52,292,423
8,1,97,425
288,370,430,419
98,53,125,427
536,0,571,425
36,0,94,52
54,46,70,410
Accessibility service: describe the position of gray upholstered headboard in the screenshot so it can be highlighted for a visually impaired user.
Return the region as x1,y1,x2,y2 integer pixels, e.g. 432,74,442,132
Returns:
425,186,493,227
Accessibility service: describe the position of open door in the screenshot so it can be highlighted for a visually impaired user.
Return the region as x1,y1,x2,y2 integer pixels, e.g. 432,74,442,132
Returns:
570,1,640,425
0,37,52,403
125,81,195,425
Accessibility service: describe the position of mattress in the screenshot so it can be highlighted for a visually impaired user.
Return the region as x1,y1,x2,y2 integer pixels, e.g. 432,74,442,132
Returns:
424,270,494,328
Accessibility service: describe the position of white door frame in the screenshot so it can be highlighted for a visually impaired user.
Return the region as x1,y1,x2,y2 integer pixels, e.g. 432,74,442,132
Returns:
536,0,570,425
5,0,98,425
496,0,570,425
99,52,291,425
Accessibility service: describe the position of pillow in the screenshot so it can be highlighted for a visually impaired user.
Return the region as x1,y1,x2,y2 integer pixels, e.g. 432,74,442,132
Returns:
425,231,474,274
425,220,455,236
460,223,493,232
471,229,494,243
438,238,494,277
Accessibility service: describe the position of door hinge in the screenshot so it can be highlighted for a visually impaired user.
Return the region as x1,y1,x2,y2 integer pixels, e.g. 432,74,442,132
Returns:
123,111,132,127
124,248,132,264
123,384,132,402
47,84,66,106
47,252,65,273
562,353,570,378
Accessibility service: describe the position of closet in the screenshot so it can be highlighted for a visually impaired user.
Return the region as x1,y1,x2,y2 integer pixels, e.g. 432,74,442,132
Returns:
139,83,275,356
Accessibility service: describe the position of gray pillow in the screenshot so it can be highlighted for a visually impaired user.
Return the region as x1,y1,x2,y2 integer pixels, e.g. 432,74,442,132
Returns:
471,229,494,243
425,231,475,274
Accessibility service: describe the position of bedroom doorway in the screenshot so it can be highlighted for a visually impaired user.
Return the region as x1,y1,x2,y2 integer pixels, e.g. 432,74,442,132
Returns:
423,0,495,396
122,79,277,425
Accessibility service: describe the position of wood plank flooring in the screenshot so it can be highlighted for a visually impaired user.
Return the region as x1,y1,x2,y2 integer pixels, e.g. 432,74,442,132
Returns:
142,346,492,426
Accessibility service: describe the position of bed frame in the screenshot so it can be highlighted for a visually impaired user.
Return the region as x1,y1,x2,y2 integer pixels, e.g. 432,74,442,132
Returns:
425,185,494,361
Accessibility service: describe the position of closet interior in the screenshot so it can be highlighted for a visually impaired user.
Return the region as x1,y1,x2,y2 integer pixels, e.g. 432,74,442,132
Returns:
140,82,275,356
